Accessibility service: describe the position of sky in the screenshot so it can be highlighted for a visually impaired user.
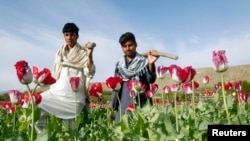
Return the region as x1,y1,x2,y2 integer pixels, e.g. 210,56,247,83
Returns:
0,0,250,91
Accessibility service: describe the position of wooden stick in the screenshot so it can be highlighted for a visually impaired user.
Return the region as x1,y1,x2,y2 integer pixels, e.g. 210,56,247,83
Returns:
141,50,179,60
81,43,178,60
81,42,96,49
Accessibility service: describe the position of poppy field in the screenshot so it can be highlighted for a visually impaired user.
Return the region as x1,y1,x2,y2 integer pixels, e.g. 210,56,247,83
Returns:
0,50,250,141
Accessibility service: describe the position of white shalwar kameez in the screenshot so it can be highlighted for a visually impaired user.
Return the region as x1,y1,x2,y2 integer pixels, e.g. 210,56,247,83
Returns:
38,43,95,119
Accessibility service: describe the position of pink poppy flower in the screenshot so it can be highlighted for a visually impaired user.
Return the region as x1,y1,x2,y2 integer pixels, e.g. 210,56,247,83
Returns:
146,90,155,98
151,83,158,93
235,91,247,104
170,83,179,92
8,90,22,104
130,90,136,98
168,64,196,83
203,75,209,84
181,81,199,94
214,83,221,90
157,65,168,79
239,91,247,103
212,50,228,72
234,80,242,92
163,85,171,94
127,80,145,94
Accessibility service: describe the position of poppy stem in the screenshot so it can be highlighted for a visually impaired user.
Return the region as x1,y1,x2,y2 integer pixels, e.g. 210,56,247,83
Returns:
74,92,77,122
13,104,16,132
115,91,122,122
26,84,35,141
191,80,197,127
138,92,141,108
74,92,78,141
220,73,231,124
174,84,180,133
236,92,242,114
160,79,165,106
167,94,170,105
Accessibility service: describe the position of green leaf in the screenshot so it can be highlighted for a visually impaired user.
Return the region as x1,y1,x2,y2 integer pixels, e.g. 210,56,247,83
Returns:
226,95,234,108
34,107,41,122
18,121,29,132
180,124,189,136
213,92,219,102
119,114,131,134
35,131,49,141
198,120,210,130
182,109,190,120
147,128,161,141
3,133,29,141
134,110,148,135
197,101,204,110
148,111,160,123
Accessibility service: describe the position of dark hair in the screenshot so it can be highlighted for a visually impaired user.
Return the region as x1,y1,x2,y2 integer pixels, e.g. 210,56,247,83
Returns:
119,32,137,46
62,23,79,35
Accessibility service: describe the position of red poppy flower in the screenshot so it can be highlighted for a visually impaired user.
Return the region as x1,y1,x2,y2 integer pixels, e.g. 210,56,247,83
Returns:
1,101,12,110
224,81,232,90
22,92,42,105
14,60,33,84
33,66,56,86
105,76,122,90
126,103,135,112
70,76,80,92
154,97,160,103
89,82,103,97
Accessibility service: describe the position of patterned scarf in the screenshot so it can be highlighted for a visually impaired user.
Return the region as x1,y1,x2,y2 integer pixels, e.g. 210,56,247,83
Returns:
52,43,88,79
117,52,148,81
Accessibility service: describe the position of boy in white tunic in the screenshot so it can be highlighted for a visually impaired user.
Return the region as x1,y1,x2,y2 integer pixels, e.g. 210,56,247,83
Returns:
36,22,96,131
